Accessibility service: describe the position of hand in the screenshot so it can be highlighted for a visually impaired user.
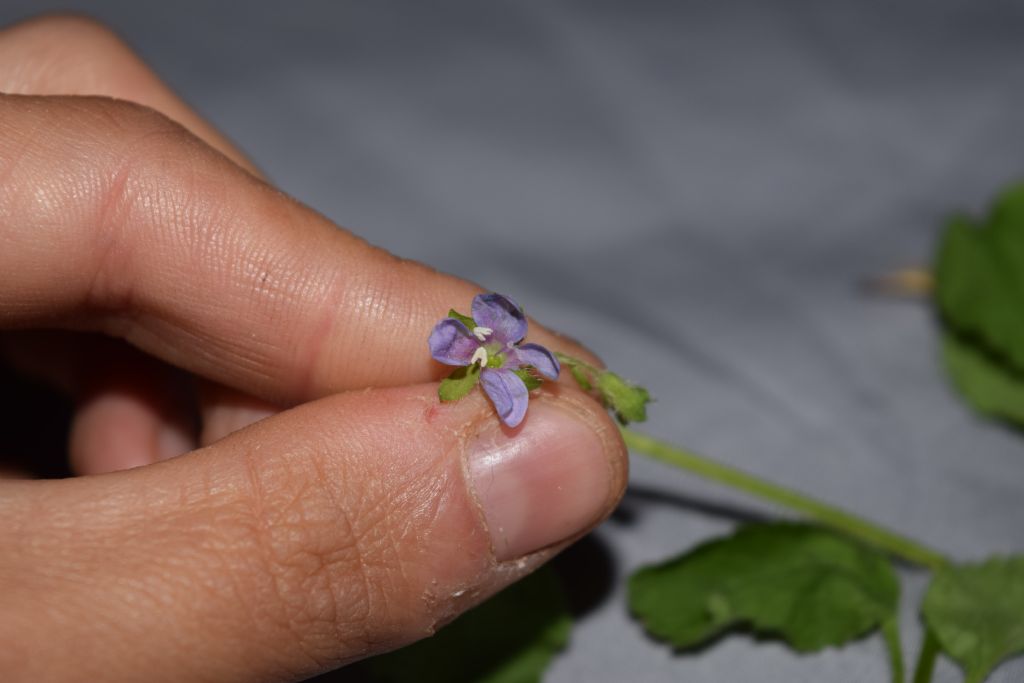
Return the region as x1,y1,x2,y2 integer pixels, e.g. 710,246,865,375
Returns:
0,15,627,682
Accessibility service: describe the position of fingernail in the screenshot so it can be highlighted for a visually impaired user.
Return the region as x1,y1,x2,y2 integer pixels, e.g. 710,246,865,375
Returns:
466,402,618,561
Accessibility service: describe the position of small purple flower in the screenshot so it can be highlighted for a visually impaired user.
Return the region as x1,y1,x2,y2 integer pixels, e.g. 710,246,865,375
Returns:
428,293,560,428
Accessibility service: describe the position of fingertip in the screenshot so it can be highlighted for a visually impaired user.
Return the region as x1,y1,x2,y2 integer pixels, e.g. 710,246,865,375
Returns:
155,421,195,462
70,391,166,473
69,381,196,474
464,387,628,562
196,381,279,446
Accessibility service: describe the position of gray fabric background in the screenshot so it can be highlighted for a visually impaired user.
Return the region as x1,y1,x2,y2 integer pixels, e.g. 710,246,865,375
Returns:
3,2,1023,681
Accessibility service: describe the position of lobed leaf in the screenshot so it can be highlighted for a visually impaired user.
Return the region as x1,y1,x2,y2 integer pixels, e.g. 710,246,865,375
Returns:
629,523,900,653
922,555,1024,683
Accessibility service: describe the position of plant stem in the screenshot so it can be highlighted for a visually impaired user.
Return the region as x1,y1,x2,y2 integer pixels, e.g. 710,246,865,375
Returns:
882,618,905,683
620,428,948,570
911,629,939,683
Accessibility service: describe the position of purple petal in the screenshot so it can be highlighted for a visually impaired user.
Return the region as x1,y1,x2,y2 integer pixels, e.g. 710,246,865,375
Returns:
508,343,560,380
428,318,479,366
480,368,529,428
472,293,527,345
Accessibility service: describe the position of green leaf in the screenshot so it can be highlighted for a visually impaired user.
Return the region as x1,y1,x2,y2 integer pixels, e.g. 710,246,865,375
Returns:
596,371,651,424
366,567,572,683
439,364,481,402
448,308,477,329
629,523,900,653
513,368,543,391
935,185,1024,423
922,555,1024,683
942,332,1024,425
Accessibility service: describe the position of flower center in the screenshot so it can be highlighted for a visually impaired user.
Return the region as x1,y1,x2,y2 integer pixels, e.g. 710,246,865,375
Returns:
472,326,493,342
470,346,488,367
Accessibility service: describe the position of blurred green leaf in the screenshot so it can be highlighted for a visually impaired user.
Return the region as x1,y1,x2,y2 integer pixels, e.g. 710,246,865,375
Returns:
629,523,900,653
367,568,571,683
942,333,1024,425
922,556,1024,683
935,184,1024,423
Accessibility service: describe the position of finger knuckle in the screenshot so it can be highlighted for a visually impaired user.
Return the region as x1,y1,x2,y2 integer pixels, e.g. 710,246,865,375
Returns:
75,100,201,309
75,95,246,320
0,93,198,317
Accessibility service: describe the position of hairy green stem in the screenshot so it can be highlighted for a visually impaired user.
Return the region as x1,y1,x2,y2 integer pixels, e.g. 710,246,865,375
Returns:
621,428,948,570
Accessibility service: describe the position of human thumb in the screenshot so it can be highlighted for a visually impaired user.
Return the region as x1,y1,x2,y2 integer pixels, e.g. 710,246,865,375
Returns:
0,383,626,682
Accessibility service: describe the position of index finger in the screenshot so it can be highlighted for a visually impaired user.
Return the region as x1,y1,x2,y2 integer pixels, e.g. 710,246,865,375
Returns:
0,94,598,405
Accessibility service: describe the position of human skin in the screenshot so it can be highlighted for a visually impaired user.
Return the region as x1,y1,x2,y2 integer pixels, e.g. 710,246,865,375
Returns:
0,14,627,682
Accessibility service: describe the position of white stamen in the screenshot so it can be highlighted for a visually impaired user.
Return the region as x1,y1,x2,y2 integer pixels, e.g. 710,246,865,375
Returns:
472,326,493,342
470,346,489,367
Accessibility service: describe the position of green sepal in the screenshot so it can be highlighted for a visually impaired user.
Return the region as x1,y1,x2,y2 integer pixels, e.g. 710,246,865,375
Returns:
569,364,593,392
514,368,543,391
555,352,652,423
597,370,652,424
448,308,477,329
439,363,481,402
